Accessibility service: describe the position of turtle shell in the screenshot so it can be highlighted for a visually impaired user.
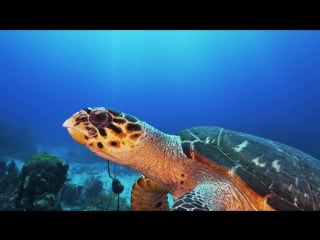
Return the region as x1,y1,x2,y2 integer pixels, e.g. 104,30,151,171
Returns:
177,126,320,210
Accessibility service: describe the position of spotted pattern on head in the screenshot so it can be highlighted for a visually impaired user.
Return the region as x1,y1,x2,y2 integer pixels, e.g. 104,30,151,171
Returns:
72,112,99,140
64,107,144,153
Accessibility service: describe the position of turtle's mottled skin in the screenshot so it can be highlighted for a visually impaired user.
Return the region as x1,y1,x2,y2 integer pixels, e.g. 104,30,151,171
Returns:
63,107,320,210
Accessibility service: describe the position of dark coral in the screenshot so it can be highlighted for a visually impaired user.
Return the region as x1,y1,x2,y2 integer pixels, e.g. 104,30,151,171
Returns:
0,160,19,210
12,152,69,211
60,183,83,206
0,160,6,181
59,176,130,211
84,191,130,211
81,177,129,211
84,177,103,200
0,154,131,211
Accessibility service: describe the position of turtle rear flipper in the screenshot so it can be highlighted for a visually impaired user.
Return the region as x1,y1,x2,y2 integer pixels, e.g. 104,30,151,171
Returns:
131,176,170,211
171,181,218,211
172,181,257,211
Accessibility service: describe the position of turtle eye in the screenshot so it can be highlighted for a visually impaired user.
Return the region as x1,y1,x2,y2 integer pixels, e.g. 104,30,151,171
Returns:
89,110,112,128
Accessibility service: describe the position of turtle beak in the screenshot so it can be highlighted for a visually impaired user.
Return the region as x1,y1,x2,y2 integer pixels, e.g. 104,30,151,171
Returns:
62,117,73,128
63,117,88,145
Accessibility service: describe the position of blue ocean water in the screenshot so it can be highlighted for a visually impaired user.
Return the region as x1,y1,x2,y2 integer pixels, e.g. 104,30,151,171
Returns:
0,30,319,163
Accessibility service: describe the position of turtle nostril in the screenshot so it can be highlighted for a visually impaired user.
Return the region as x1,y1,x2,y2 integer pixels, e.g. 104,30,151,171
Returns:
89,110,111,128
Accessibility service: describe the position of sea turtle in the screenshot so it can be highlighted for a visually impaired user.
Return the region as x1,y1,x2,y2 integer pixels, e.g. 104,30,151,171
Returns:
63,107,320,210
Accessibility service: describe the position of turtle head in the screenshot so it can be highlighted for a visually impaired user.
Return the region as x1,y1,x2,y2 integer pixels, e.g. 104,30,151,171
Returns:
63,107,144,165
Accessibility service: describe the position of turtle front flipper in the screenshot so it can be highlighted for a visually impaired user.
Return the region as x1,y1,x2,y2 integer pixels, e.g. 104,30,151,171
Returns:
171,181,216,211
131,176,170,211
172,181,258,211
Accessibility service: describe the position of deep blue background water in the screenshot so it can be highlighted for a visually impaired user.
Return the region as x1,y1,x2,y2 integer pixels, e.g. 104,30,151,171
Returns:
0,30,319,162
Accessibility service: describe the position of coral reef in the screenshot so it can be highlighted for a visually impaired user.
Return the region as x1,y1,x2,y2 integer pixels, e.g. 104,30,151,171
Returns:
83,177,103,200
12,152,69,210
85,191,130,211
82,176,130,211
60,176,130,211
1,153,131,211
0,160,19,210
60,183,83,206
